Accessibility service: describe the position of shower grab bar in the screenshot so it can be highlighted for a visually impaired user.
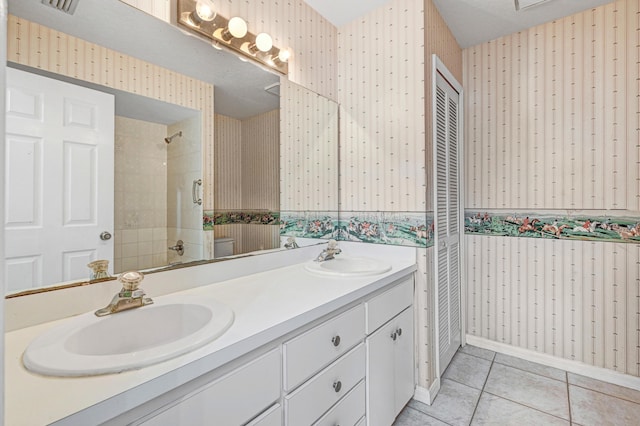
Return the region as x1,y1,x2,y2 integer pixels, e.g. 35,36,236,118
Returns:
192,179,202,205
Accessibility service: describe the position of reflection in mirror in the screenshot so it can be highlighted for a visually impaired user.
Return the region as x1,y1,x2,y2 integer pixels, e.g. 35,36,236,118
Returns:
114,105,203,272
4,0,338,297
212,83,280,258
211,78,340,259
5,63,203,292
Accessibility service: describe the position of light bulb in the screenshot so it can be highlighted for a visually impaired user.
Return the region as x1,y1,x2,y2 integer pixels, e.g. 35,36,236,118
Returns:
188,0,216,26
195,0,216,22
228,17,248,38
277,48,291,62
255,33,273,53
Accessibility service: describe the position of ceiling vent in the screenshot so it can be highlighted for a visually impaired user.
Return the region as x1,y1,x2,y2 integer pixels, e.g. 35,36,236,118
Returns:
514,0,551,11
264,82,280,97
41,0,80,15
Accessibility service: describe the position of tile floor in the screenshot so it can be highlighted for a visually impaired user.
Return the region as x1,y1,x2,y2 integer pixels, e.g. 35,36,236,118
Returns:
393,345,640,426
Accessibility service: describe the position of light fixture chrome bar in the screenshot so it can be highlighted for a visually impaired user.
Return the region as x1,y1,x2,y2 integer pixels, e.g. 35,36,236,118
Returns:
177,0,288,75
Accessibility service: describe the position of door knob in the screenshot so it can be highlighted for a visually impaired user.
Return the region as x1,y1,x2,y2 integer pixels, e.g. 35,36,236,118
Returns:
100,231,112,241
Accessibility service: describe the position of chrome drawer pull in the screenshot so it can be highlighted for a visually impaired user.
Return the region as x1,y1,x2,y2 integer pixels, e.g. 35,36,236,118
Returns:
331,335,341,347
333,380,342,392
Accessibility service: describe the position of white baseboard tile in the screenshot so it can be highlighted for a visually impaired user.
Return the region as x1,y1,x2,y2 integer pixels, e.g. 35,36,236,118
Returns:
466,335,640,392
413,378,441,406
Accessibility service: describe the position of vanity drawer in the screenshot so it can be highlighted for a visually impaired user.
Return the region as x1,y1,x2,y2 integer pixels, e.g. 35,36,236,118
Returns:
138,349,280,426
247,403,282,426
365,277,413,334
283,304,365,391
314,380,365,426
285,343,365,426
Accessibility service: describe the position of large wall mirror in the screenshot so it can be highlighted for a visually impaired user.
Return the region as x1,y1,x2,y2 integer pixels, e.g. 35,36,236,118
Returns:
4,0,338,296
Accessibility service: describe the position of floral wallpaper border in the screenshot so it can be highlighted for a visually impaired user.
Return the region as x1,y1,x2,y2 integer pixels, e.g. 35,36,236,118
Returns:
279,211,434,248
204,209,639,245
465,210,640,244
203,210,280,230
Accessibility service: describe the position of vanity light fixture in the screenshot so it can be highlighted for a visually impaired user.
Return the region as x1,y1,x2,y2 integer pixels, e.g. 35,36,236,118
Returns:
187,0,216,27
221,17,248,41
274,48,291,63
177,0,289,75
249,32,273,54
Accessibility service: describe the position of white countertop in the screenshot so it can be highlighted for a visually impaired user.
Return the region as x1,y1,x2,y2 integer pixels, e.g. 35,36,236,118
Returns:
5,245,416,425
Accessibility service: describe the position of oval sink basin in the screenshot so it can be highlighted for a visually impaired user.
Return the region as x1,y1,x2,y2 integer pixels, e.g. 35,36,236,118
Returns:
304,256,392,277
23,295,234,377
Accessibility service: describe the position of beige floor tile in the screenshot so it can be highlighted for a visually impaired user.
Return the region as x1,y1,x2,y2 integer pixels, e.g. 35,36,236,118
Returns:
570,385,640,426
409,379,481,426
484,363,570,420
393,407,450,426
443,351,492,389
494,353,566,382
460,344,496,361
472,393,569,425
568,373,640,404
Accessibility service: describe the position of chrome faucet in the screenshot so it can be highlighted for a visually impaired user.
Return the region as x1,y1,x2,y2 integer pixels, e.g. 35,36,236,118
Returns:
284,237,299,249
315,239,342,262
95,271,153,317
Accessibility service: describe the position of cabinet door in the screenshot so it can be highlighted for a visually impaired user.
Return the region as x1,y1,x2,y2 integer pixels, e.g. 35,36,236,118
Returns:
366,319,397,426
393,306,415,413
366,306,414,426
137,349,280,426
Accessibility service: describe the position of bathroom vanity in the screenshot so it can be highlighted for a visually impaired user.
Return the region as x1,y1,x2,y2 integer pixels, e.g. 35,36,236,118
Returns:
5,244,417,425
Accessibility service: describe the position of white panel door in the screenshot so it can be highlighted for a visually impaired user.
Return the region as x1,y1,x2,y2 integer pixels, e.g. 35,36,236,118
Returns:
434,69,462,375
5,67,114,292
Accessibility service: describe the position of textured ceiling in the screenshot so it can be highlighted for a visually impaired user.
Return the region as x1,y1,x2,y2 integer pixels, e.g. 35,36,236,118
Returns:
304,0,615,48
303,0,393,27
433,0,615,48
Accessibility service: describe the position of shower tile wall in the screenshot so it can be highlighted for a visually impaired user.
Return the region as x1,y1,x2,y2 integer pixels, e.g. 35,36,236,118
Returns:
114,116,168,273
168,116,204,264
463,0,640,377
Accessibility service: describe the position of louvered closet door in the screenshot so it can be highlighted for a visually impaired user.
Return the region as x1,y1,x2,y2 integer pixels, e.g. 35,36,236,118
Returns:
434,71,461,375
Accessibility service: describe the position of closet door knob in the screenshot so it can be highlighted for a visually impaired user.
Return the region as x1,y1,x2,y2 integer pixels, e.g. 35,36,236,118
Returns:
391,331,397,341
333,380,342,392
331,335,341,347
396,327,402,336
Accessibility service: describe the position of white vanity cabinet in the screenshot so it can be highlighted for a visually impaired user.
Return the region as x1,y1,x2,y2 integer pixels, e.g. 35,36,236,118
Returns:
282,304,366,425
103,274,415,426
135,349,281,426
365,278,415,426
